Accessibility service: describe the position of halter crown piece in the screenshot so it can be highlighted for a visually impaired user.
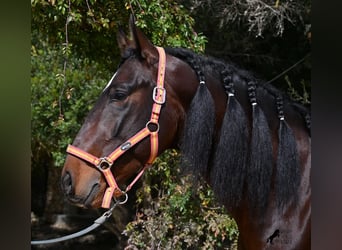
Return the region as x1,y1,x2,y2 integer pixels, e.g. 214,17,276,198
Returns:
66,47,167,208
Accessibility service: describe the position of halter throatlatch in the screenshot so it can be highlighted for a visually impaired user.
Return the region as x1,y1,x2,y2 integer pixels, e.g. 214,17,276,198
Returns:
66,46,166,208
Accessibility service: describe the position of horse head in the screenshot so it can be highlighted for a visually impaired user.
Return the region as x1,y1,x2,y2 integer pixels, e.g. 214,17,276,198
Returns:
61,16,198,208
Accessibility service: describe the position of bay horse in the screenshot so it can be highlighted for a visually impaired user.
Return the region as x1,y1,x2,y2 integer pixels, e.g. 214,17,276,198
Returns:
61,17,311,249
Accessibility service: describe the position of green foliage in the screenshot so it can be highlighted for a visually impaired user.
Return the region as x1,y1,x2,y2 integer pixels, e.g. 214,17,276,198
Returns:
285,75,310,105
31,0,128,70
31,0,206,72
31,33,109,167
128,0,207,52
123,150,239,249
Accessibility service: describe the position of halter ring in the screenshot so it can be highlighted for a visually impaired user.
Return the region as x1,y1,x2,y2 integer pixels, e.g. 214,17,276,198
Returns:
146,121,160,133
114,192,128,205
97,158,112,171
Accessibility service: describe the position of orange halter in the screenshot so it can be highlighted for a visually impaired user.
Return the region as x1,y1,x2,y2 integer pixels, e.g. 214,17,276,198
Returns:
66,47,166,208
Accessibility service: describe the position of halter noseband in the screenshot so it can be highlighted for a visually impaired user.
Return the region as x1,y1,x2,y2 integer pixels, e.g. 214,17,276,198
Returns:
66,47,166,208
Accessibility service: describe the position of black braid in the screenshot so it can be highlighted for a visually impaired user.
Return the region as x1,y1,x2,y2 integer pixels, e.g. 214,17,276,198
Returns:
276,96,285,120
179,53,215,180
246,81,273,213
165,47,206,83
187,57,206,83
222,68,235,95
305,113,311,131
275,95,300,208
247,81,257,105
211,67,248,207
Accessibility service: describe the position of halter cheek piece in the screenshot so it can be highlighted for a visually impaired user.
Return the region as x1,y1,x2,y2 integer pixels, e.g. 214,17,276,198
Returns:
66,47,166,208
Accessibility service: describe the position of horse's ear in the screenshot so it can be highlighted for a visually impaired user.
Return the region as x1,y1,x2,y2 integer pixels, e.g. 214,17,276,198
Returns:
117,26,136,58
129,15,158,65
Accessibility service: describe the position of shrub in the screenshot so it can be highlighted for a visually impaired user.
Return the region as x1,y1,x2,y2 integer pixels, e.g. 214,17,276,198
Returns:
124,150,239,250
31,33,110,167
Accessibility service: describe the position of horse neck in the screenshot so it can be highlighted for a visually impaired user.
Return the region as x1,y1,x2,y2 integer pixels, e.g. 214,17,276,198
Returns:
169,52,311,249
205,74,311,249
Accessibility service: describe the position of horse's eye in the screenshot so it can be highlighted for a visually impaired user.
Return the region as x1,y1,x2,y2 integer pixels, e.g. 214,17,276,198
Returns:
110,91,127,102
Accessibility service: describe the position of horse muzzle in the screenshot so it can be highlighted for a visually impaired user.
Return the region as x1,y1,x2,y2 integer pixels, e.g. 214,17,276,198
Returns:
61,160,104,208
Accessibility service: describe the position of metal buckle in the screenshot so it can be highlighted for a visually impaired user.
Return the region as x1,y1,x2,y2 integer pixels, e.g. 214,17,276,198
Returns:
153,86,166,104
97,157,112,171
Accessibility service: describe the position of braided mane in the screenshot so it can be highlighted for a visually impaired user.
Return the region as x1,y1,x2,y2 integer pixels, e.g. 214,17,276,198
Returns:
165,47,310,213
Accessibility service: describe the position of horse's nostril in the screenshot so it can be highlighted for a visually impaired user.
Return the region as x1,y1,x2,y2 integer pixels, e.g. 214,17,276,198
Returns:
62,171,73,195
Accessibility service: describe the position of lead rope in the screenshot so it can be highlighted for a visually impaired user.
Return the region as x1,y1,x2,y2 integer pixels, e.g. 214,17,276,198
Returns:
31,193,126,245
